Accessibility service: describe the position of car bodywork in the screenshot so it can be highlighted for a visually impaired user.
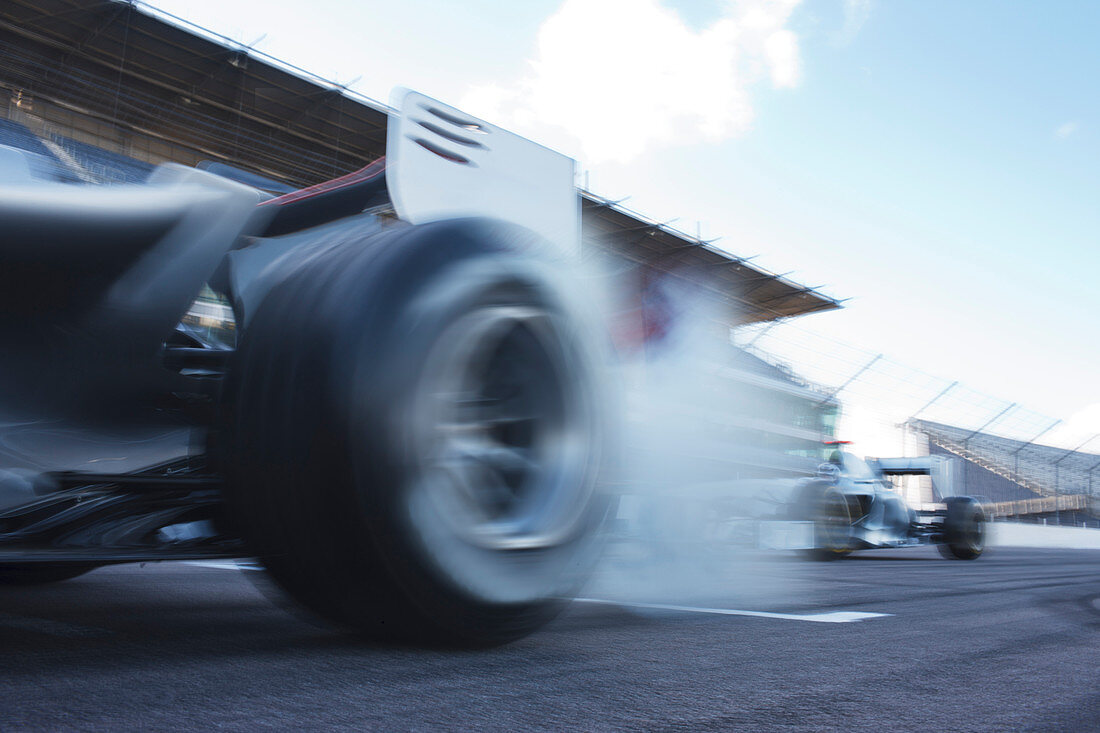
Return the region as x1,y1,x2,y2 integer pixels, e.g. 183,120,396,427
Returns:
0,90,580,569
797,448,987,559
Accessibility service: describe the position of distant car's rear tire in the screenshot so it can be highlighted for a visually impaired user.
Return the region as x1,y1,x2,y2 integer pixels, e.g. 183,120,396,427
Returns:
939,496,985,560
221,218,608,646
0,564,93,585
797,481,852,561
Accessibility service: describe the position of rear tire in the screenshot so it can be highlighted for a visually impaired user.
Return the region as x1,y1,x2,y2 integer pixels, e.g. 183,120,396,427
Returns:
939,496,985,560
221,218,608,646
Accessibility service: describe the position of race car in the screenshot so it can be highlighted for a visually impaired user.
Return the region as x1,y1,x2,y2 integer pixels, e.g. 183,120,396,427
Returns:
0,90,609,645
795,444,986,560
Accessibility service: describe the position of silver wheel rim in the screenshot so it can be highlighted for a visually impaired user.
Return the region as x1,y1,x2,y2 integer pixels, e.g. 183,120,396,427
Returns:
410,303,596,550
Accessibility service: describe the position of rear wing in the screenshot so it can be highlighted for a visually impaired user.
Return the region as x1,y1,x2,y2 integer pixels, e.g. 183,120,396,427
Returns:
252,90,580,256
870,455,962,499
387,89,579,257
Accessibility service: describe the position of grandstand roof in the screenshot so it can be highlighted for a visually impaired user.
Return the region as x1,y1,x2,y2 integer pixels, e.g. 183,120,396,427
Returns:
0,0,842,324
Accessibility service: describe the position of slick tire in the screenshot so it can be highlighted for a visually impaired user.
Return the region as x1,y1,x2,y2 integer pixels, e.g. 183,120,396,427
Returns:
939,496,985,560
221,218,608,646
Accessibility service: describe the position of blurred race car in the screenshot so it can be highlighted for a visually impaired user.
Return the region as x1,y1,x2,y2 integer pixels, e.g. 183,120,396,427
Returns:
794,444,986,561
0,90,609,645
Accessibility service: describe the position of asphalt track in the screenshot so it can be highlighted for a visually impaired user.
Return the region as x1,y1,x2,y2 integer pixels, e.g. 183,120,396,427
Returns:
0,546,1097,731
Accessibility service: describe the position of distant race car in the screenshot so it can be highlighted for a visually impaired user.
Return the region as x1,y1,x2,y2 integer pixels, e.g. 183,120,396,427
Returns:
0,90,609,645
794,446,987,560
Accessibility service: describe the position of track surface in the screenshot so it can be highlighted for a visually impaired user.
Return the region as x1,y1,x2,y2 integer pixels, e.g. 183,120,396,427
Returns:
1,547,1097,731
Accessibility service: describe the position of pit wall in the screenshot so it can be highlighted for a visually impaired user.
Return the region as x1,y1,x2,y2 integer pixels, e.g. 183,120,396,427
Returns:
989,521,1100,550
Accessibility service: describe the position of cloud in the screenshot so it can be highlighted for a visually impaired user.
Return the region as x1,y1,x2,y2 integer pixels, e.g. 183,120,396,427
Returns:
1041,402,1100,453
460,0,804,164
836,0,872,46
1062,403,1100,440
1055,120,1080,139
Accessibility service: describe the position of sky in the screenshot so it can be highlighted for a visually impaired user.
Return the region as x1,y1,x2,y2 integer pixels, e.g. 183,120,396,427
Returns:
147,0,1099,450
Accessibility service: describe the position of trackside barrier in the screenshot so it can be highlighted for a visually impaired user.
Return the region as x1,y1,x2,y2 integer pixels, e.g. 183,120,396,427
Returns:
991,522,1100,550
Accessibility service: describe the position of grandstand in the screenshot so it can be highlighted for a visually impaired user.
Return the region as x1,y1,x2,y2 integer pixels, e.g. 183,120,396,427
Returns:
906,418,1098,523
0,0,851,474
0,0,841,329
0,117,73,180
47,132,153,183
0,117,55,161
2,109,153,184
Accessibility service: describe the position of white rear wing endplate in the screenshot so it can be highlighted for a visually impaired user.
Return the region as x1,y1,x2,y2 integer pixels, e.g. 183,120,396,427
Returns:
386,89,578,256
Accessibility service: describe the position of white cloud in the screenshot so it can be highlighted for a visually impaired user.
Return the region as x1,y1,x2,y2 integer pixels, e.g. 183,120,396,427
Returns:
1055,120,1080,139
461,0,804,164
1069,403,1100,428
1039,403,1100,454
836,0,872,46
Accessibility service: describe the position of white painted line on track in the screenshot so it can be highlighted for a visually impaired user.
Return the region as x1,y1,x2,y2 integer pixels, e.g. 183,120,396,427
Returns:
183,560,263,571
179,563,891,623
574,598,892,624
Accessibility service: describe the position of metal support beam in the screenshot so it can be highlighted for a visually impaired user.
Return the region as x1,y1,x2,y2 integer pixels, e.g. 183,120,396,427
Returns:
1052,432,1100,466
908,381,959,423
962,402,1018,447
818,353,883,405
744,321,779,348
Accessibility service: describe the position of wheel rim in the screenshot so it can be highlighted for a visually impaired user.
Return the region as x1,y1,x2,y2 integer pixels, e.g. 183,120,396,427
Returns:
410,303,596,550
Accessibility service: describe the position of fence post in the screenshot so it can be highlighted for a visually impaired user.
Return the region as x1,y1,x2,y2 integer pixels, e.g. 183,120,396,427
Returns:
1087,457,1100,498
1051,433,1100,526
1011,419,1062,484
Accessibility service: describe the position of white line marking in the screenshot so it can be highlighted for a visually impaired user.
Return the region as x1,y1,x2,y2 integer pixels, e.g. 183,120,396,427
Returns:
183,560,263,571
174,563,890,623
574,598,891,624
